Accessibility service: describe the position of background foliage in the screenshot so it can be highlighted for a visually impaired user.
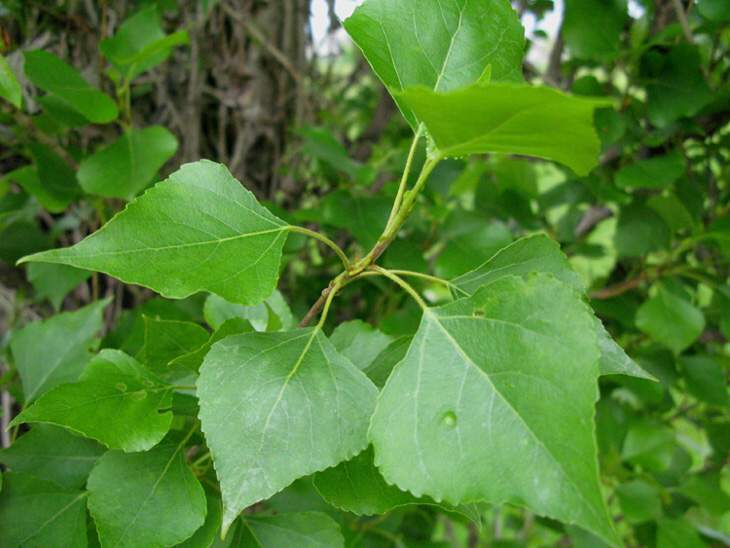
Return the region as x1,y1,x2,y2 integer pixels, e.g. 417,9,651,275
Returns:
0,0,729,547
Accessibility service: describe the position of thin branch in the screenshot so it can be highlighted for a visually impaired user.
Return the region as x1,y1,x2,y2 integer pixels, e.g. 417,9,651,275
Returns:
288,225,351,269
370,266,428,310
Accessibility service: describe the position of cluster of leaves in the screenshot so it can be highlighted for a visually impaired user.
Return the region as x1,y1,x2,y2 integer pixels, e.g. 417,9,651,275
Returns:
0,0,728,547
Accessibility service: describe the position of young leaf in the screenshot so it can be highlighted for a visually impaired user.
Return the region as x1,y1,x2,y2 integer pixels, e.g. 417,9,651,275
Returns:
197,329,378,534
397,83,609,175
313,446,422,515
0,425,104,489
10,298,110,402
19,161,290,306
369,274,618,546
11,349,173,452
26,263,91,311
78,126,178,199
0,473,88,547
344,0,525,128
137,317,210,371
87,435,207,547
230,512,345,547
23,50,118,123
0,54,22,108
100,5,189,80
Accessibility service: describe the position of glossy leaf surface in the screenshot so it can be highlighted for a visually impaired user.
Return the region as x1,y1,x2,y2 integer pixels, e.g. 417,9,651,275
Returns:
20,161,289,305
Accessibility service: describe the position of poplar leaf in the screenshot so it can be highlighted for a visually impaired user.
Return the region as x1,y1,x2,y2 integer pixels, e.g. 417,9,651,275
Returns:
19,161,290,306
197,329,378,534
369,274,619,546
398,84,609,175
87,436,207,547
11,349,173,452
344,0,525,128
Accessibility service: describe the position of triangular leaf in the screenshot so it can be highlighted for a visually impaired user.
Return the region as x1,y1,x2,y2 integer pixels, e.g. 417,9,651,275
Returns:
197,329,378,534
11,349,173,452
19,161,290,305
0,54,22,108
369,274,619,546
398,83,610,175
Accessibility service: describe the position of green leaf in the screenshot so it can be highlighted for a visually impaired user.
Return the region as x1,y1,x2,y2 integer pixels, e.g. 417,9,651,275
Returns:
100,6,189,80
641,45,712,128
679,471,730,516
170,318,253,372
19,161,290,305
344,0,525,129
37,94,89,128
298,126,373,184
563,0,626,61
203,290,293,332
10,298,109,402
679,355,728,406
435,216,512,279
0,54,22,108
615,480,662,524
313,446,422,515
452,234,652,380
615,152,686,190
197,329,378,534
0,473,88,548
138,317,210,371
398,84,609,175
636,287,705,354
656,518,705,548
698,0,730,21
27,262,91,310
622,419,675,472
453,233,585,294
178,493,222,548
230,512,344,547
369,274,618,545
23,50,118,124
0,425,104,489
78,126,178,199
11,349,173,452
363,335,412,388
28,142,83,212
614,202,671,258
330,320,393,370
87,435,207,547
